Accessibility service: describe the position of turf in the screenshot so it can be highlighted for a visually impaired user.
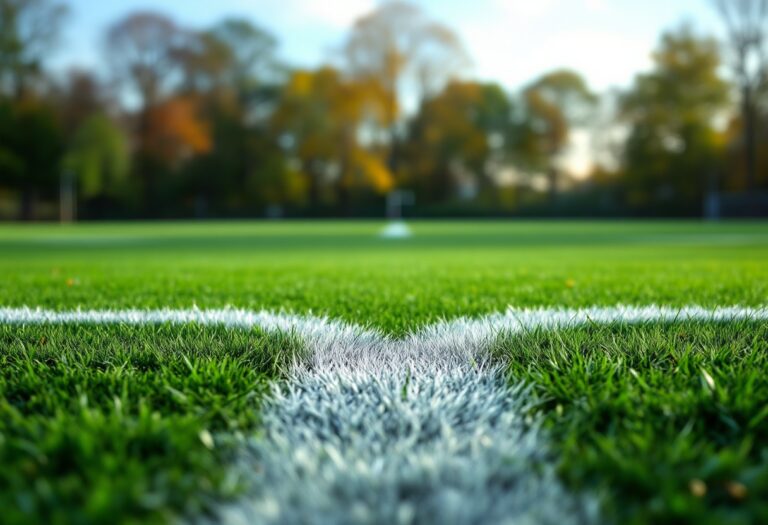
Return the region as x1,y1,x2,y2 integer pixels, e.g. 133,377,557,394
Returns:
493,321,768,525
0,323,302,524
1,220,767,524
0,221,767,335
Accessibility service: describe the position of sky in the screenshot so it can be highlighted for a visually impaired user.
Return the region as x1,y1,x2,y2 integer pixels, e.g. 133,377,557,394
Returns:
57,0,725,93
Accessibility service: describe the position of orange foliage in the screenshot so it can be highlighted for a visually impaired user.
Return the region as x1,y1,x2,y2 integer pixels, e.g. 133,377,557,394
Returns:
145,96,212,163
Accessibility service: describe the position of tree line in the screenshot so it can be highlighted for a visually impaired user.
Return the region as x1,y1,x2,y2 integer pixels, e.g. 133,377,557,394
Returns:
0,0,766,220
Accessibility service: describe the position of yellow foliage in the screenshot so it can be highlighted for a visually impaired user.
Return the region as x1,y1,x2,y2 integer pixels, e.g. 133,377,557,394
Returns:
272,67,395,196
290,71,314,97
353,149,394,193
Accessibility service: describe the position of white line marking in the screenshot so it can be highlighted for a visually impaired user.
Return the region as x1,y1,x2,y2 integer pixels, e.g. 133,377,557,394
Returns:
1,305,766,376
216,373,598,525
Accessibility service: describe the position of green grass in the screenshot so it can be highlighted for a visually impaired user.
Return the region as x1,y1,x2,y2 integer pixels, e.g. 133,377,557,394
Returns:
0,221,766,334
0,324,302,524
1,220,767,524
493,321,768,525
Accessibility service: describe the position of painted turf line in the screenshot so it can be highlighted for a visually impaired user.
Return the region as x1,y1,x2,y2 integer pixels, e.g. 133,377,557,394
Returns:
3,305,766,524
1,305,766,376
214,373,598,525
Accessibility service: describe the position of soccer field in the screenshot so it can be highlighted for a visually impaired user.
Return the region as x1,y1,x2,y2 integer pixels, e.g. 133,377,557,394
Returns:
1,221,767,524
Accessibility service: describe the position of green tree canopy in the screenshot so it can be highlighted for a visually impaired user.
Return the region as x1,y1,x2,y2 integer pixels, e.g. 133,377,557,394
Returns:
406,81,513,202
512,69,596,198
0,98,63,218
620,25,730,213
63,114,130,198
0,0,68,99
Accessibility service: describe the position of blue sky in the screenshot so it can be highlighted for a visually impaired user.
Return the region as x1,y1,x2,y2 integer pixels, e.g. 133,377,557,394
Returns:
57,0,723,91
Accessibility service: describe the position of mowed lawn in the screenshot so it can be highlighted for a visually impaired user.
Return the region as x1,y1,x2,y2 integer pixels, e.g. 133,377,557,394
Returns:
1,221,767,333
1,221,767,524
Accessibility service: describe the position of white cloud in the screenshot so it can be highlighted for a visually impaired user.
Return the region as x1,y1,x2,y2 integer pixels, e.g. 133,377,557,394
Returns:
534,28,652,87
288,0,376,28
495,0,607,18
463,1,654,90
495,0,558,18
583,0,609,12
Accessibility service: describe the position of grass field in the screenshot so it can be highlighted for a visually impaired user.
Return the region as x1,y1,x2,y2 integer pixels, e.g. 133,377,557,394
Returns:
1,221,767,332
1,221,767,524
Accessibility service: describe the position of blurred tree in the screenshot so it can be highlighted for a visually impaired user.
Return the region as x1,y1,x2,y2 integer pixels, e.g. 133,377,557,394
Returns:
53,69,109,132
105,12,187,109
145,96,211,165
272,67,392,212
620,26,729,214
175,32,232,97
208,18,280,105
342,1,469,175
513,70,596,201
406,81,514,203
0,0,68,99
0,98,63,219
49,69,130,219
178,19,280,104
63,114,129,200
182,108,296,217
105,12,194,215
175,18,288,216
711,0,768,195
0,0,67,218
720,110,768,194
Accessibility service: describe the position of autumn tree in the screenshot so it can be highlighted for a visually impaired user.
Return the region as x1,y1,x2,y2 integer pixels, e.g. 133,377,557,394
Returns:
711,0,768,195
0,0,68,99
143,96,211,164
105,12,188,109
177,19,279,101
105,12,204,215
272,67,392,212
208,18,280,105
406,81,513,203
175,18,288,215
513,70,596,200
342,1,469,174
105,13,190,153
620,26,729,214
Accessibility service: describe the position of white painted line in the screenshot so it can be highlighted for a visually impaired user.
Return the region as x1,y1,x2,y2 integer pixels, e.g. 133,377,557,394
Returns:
217,373,598,525
1,305,766,376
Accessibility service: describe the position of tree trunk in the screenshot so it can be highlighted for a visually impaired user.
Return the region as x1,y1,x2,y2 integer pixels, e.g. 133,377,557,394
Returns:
307,161,322,213
548,166,559,204
337,130,355,216
19,186,35,221
239,123,251,214
388,128,399,172
13,68,28,102
336,182,351,216
386,86,399,177
743,86,757,194
137,105,157,218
